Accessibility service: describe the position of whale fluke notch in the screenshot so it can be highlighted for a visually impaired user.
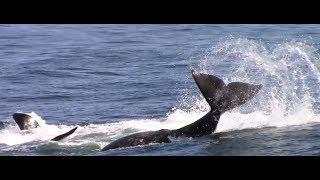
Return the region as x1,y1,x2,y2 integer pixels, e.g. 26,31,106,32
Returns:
51,127,78,141
191,70,262,113
12,113,40,130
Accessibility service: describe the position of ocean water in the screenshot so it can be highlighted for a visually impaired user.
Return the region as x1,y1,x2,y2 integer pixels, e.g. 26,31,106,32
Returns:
1,24,320,156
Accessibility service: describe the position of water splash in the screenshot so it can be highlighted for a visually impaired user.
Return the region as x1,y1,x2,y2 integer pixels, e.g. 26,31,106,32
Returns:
187,37,320,131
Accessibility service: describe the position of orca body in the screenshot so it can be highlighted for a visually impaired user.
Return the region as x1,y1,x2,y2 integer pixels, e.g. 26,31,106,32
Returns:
102,70,262,151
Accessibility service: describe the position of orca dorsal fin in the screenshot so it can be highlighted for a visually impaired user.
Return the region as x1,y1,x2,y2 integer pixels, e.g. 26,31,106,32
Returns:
191,70,262,113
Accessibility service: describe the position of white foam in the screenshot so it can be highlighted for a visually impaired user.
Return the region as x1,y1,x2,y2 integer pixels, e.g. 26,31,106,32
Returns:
0,112,77,145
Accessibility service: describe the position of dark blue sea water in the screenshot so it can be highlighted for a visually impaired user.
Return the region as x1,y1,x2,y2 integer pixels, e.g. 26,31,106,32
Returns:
1,24,320,156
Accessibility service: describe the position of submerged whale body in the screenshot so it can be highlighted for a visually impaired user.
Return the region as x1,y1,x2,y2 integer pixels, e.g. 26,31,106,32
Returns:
101,70,263,151
12,112,77,141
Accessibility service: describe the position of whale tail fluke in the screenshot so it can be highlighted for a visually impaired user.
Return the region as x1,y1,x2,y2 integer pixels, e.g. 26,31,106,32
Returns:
191,69,262,113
